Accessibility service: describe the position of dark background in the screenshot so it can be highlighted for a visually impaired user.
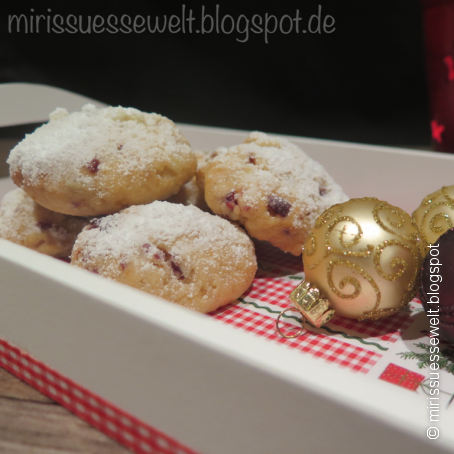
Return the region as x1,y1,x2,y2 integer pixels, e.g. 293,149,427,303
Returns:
0,1,431,148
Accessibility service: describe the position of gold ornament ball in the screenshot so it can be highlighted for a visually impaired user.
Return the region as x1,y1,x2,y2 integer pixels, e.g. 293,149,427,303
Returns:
412,185,454,257
302,197,422,321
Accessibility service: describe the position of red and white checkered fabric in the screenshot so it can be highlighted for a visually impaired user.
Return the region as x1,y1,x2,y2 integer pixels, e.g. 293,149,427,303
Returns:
211,304,380,373
210,241,416,374
0,339,200,454
242,276,413,343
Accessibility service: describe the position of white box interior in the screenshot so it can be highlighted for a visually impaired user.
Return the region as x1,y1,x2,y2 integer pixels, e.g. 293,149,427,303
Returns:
1,125,454,454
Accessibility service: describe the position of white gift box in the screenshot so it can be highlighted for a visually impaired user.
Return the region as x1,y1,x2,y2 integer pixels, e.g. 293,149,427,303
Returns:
0,84,453,454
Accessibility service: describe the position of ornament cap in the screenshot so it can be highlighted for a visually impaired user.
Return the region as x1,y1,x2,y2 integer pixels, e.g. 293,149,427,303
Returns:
289,279,336,328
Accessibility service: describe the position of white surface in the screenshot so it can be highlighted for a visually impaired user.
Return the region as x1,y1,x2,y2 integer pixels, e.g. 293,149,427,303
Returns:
1,127,454,454
0,83,106,127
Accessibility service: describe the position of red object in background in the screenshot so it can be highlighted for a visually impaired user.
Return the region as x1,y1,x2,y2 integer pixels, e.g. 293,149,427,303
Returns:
422,0,454,152
379,363,425,391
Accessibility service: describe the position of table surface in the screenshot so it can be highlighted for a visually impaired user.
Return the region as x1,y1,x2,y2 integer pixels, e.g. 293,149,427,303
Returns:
0,368,131,453
0,130,434,453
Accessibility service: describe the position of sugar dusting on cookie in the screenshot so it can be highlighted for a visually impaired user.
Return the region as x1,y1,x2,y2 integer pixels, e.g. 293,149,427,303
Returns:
7,104,193,188
199,132,348,255
71,201,257,312
214,132,347,228
7,104,197,216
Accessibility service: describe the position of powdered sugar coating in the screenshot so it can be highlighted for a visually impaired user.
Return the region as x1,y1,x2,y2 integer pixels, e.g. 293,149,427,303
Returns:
0,188,89,258
8,104,197,216
71,201,257,313
198,132,349,255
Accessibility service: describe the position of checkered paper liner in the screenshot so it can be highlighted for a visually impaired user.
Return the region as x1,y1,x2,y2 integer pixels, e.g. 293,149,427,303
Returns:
210,241,415,374
211,303,381,373
243,276,413,343
0,339,200,454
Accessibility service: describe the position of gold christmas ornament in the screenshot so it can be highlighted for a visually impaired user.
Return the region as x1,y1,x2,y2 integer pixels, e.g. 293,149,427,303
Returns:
302,197,422,321
412,185,454,257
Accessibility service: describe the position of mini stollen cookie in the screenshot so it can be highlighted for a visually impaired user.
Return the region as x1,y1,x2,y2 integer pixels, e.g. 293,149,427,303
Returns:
8,104,197,216
71,201,257,313
0,188,90,258
198,132,348,255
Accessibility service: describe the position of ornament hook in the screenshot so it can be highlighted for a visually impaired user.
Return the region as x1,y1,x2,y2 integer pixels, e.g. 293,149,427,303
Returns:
275,308,306,339
276,279,335,339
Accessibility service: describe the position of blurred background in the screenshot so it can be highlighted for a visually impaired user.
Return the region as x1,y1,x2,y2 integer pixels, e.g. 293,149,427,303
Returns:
0,0,432,163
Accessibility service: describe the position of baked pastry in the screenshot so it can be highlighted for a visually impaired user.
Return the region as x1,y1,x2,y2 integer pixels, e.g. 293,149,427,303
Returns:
8,104,197,216
198,132,348,255
0,188,89,258
71,201,257,313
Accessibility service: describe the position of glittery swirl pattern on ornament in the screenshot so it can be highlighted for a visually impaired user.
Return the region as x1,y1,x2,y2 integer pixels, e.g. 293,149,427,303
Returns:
303,197,422,321
412,185,454,257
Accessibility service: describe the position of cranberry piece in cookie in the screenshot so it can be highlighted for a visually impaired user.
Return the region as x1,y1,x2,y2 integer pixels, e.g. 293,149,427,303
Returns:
225,191,237,211
267,195,292,217
170,260,185,280
85,158,100,174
